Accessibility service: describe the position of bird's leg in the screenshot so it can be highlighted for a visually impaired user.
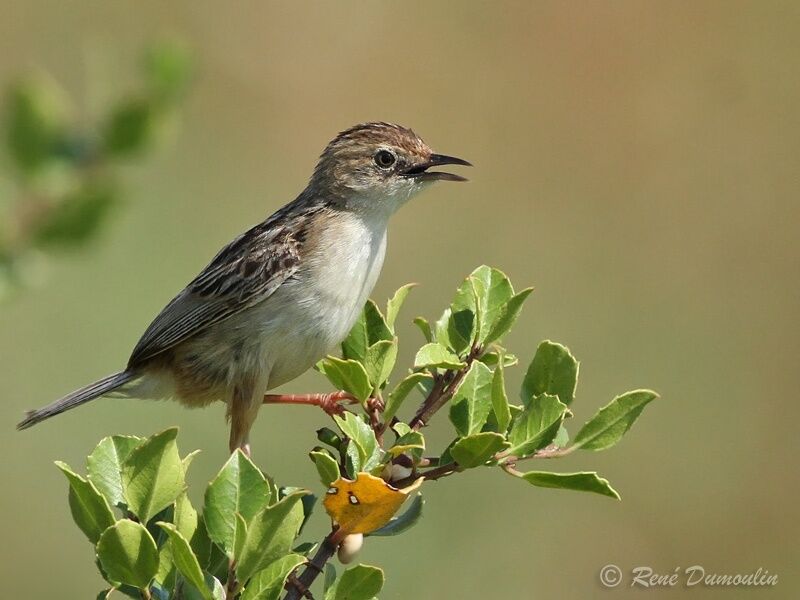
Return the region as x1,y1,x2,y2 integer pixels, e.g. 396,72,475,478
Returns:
263,391,358,417
228,385,259,456
228,420,253,456
228,419,254,456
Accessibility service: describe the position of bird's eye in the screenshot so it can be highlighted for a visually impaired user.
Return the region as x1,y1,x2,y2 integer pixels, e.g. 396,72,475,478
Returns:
374,150,396,169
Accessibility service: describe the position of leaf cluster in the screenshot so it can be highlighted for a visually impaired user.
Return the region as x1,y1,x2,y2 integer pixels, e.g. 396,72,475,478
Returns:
56,265,657,599
313,266,657,501
60,429,379,600
0,40,191,301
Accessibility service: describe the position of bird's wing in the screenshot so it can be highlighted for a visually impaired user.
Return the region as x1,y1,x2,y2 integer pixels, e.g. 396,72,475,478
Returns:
128,210,310,366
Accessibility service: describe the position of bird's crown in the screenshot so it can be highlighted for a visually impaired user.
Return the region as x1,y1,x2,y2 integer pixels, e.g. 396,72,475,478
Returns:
308,122,469,206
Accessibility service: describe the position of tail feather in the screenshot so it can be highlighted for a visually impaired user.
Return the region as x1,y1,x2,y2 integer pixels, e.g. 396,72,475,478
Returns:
17,370,134,430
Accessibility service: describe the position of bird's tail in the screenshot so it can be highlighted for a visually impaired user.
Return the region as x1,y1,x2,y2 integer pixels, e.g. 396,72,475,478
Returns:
17,370,135,430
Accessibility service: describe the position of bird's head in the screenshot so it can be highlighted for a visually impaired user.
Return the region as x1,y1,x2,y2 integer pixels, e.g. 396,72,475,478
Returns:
309,122,470,214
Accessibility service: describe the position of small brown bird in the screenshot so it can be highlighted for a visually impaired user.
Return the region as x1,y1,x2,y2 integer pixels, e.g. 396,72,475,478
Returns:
18,122,470,455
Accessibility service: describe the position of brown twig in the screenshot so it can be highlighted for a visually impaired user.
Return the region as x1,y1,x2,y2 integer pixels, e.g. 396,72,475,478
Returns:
408,374,448,430
283,348,483,598
409,345,482,431
283,529,343,600
497,444,576,468
226,559,238,599
392,461,462,489
281,459,460,600
366,395,384,443
500,463,523,477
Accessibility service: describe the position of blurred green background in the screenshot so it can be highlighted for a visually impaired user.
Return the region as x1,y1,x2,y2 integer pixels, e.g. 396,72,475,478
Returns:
2,1,798,598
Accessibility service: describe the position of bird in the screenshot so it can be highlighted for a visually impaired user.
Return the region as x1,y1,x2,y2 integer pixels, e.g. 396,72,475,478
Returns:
17,122,470,455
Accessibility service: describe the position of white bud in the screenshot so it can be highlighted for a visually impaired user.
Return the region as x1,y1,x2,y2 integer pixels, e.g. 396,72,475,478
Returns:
337,533,364,564
390,464,412,482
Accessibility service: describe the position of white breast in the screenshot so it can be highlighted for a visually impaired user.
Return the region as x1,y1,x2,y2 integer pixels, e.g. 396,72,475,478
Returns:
259,211,388,388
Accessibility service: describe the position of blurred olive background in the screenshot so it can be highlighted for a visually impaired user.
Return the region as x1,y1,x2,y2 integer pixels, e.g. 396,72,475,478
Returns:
2,2,799,598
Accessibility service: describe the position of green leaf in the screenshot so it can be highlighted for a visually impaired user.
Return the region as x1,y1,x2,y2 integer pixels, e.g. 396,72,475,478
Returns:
298,492,317,535
316,427,343,450
439,267,519,351
104,97,158,156
468,265,515,343
55,461,116,544
414,343,465,370
334,413,383,472
344,442,361,478
451,433,509,468
448,267,514,352
310,450,340,487
325,564,384,600
521,341,579,406
236,491,308,584
182,449,201,471
449,361,494,436
517,471,620,499
363,340,398,390
507,394,568,458
190,518,213,570
490,367,512,433
478,351,518,369
318,357,372,403
6,77,68,173
184,574,226,600
144,40,193,102
205,536,229,581
433,308,454,349
121,428,184,524
362,300,393,342
553,424,570,448
96,519,159,589
174,489,198,541
341,300,393,361
87,435,142,509
388,429,425,458
392,422,413,436
156,523,211,600
241,554,306,600
324,565,337,596
203,449,270,557
34,182,118,248
151,583,171,600
483,287,534,345
386,283,416,329
416,373,436,398
412,317,433,343
383,372,431,424
294,541,318,556
446,301,476,355
234,513,248,561
369,493,424,537
573,390,658,451
438,438,457,466
155,536,176,589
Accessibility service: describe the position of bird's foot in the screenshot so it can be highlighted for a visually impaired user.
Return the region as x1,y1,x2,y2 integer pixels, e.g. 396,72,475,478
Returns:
365,396,384,412
239,442,252,457
263,391,358,417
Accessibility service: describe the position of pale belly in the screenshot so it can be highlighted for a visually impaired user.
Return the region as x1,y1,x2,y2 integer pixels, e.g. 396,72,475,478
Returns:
264,223,387,388
148,214,389,405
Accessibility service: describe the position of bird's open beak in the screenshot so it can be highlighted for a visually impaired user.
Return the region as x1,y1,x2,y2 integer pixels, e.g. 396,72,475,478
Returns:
402,153,472,182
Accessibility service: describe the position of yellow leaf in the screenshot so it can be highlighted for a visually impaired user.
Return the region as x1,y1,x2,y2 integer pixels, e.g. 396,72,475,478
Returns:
323,472,423,535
